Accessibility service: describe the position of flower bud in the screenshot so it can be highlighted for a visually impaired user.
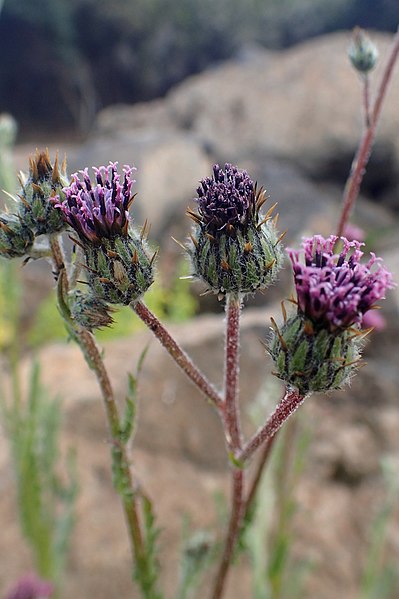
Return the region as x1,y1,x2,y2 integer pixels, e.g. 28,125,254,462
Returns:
187,164,284,296
18,149,69,235
54,162,155,305
348,27,378,74
0,213,34,258
69,289,115,331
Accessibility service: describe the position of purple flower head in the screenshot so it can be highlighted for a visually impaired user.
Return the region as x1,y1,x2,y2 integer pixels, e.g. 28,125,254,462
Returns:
288,235,395,330
192,163,256,233
5,574,53,599
55,162,136,244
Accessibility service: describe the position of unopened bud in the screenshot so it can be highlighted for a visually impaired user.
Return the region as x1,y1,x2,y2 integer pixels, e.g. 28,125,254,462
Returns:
18,149,69,235
0,213,34,258
69,290,115,331
349,27,378,74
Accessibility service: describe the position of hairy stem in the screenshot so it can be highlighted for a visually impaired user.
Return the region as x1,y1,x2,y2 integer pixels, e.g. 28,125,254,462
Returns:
238,390,305,463
76,330,152,585
211,468,245,599
132,300,223,408
223,294,242,451
50,237,156,595
337,29,399,237
210,295,244,599
243,433,276,521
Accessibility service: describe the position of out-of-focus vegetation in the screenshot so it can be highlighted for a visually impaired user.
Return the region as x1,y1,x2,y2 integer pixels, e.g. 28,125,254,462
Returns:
0,0,398,134
27,258,198,347
0,258,77,592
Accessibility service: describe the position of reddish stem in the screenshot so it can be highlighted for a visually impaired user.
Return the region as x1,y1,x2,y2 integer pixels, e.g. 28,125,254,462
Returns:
243,433,276,520
363,74,371,128
238,389,305,463
211,468,245,599
210,294,244,599
223,294,243,451
337,29,399,237
50,237,151,589
133,300,223,408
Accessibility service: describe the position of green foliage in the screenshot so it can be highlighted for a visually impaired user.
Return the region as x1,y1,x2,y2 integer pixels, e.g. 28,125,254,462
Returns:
360,458,399,599
108,349,163,599
136,495,163,599
28,258,198,347
0,362,78,585
176,524,217,599
0,256,77,590
0,259,21,350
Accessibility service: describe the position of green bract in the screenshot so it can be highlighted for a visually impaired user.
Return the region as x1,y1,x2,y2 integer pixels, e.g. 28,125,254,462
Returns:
84,230,154,305
0,213,34,258
189,222,283,296
269,314,362,395
187,164,284,296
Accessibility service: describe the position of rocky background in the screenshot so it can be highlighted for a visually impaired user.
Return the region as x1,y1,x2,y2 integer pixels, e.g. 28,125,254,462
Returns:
1,0,399,136
1,28,399,599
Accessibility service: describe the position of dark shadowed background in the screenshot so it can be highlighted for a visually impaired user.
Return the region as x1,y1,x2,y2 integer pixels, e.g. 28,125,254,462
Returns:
1,0,399,137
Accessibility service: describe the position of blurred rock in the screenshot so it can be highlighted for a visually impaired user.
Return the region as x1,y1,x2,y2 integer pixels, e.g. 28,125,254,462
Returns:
72,130,209,237
96,32,399,207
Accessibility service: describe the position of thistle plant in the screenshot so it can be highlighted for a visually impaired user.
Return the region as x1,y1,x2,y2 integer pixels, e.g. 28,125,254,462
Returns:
1,26,398,599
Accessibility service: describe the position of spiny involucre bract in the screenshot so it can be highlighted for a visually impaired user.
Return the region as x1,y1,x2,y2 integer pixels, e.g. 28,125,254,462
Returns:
269,235,395,395
187,163,284,297
0,213,34,258
54,162,155,305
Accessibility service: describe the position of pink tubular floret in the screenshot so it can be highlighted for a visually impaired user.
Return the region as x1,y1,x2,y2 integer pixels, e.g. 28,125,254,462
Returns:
287,235,395,330
54,162,136,244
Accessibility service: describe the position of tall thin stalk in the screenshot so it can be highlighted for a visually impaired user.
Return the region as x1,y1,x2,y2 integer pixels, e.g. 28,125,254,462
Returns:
50,236,158,597
337,29,399,237
210,294,244,599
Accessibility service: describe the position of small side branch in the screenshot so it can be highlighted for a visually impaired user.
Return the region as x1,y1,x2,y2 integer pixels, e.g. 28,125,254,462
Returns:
132,300,223,409
211,468,245,599
238,389,305,463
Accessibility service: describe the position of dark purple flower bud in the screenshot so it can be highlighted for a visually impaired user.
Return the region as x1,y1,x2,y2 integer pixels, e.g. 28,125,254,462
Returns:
187,163,284,296
288,235,394,330
193,163,256,233
5,573,53,599
55,162,136,245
